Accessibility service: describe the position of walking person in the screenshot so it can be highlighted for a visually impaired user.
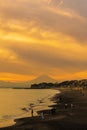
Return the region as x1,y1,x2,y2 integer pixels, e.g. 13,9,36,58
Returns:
41,112,44,119
71,103,74,109
64,103,68,109
31,109,34,117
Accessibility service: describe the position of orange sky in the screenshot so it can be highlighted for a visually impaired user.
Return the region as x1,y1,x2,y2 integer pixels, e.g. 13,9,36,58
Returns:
0,0,87,82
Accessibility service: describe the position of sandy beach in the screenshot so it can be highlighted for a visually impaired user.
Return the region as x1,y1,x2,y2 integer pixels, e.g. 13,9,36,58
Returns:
1,88,87,130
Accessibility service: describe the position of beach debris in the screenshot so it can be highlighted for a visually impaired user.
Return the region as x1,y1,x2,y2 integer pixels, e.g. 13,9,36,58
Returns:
29,103,35,108
21,107,29,112
59,96,62,101
83,93,84,96
38,98,44,103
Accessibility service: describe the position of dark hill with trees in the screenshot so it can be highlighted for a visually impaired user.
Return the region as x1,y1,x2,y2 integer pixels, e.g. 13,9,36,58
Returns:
30,79,87,89
31,82,55,89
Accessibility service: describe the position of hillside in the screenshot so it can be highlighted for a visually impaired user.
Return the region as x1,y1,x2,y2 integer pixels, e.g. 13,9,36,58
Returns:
56,79,87,88
31,79,87,89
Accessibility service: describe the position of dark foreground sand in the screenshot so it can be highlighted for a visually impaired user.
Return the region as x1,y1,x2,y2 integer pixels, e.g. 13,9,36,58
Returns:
1,88,87,130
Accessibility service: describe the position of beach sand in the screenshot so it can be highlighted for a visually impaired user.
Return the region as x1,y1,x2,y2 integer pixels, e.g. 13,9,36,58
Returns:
0,88,87,130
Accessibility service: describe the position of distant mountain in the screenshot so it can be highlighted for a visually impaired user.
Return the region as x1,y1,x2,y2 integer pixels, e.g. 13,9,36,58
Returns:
0,75,56,88
29,75,56,84
0,78,87,89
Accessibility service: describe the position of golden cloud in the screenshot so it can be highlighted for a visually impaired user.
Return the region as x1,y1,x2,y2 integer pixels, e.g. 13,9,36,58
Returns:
0,0,87,81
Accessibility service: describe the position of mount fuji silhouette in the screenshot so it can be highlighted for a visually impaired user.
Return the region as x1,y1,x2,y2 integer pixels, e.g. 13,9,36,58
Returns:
29,75,56,84
0,75,56,88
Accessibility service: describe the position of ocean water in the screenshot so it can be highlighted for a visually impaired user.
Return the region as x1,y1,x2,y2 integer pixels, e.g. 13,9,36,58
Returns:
0,88,59,128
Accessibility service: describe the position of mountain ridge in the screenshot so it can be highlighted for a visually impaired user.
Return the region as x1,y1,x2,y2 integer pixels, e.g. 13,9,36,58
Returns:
29,75,56,84
0,75,56,88
0,76,87,89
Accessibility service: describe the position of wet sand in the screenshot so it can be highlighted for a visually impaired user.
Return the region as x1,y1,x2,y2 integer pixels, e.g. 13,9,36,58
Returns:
1,88,87,130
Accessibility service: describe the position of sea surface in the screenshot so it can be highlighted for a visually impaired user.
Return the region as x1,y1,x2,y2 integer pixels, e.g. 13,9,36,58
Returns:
0,88,59,128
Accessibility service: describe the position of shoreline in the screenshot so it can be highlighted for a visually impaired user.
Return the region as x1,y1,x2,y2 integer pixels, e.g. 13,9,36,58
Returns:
0,89,59,129
1,88,87,129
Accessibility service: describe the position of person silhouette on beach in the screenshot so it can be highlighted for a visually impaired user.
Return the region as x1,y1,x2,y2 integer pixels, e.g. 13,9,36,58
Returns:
65,103,68,109
31,109,34,117
71,103,74,109
51,108,56,115
41,112,44,119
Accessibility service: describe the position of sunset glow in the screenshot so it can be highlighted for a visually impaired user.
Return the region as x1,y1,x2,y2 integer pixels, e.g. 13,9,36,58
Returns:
0,0,87,82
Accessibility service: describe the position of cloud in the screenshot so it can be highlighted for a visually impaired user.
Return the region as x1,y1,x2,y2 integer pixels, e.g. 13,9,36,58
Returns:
47,0,64,7
0,0,87,81
0,0,87,43
2,42,87,72
58,0,64,7
0,40,87,81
